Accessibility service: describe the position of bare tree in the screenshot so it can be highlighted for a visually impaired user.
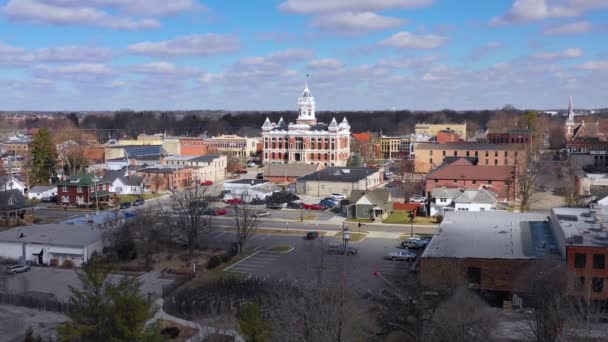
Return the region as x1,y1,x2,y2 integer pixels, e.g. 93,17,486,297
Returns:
561,159,583,207
170,185,214,256
149,174,165,193
516,143,539,212
231,196,263,254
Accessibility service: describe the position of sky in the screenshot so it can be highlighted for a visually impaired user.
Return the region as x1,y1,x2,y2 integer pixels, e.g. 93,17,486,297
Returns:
0,0,607,111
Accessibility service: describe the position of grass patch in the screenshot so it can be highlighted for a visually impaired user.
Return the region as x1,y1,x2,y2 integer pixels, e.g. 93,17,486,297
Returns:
335,231,368,243
383,212,439,225
285,214,318,221
268,245,292,252
345,218,374,223
118,193,164,203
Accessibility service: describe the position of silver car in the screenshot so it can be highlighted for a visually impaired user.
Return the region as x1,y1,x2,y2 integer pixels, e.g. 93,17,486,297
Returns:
387,250,417,261
254,210,272,218
6,264,30,275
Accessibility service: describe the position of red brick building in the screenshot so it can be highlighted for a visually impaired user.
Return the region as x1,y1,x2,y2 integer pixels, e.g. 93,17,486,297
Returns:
56,174,112,206
425,158,516,201
179,138,218,156
436,130,461,144
137,166,193,192
487,129,532,145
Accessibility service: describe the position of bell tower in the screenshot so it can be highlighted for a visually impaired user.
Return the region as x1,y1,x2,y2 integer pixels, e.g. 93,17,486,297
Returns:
296,74,317,125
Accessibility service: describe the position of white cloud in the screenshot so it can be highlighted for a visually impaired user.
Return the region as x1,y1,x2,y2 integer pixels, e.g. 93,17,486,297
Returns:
312,12,406,32
308,58,344,69
2,0,160,30
579,60,608,70
379,31,447,49
32,46,113,63
533,48,583,60
491,0,579,24
471,41,503,60
279,0,433,14
35,63,112,74
128,34,240,57
265,48,316,64
544,21,592,35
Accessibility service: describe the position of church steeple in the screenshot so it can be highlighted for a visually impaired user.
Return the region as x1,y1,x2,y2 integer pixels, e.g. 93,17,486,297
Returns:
296,74,316,125
565,96,577,141
567,96,575,123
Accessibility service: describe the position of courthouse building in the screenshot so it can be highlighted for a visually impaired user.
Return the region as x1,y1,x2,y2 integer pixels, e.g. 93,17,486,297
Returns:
261,84,351,167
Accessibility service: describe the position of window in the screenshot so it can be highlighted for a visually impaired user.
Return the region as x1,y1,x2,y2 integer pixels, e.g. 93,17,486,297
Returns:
594,254,605,269
429,158,433,165
62,186,68,192
466,151,470,157
494,159,498,165
575,253,586,268
495,151,498,157
453,151,457,156
442,151,446,156
434,179,438,183
515,151,518,157
467,267,481,285
475,151,478,157
592,277,604,293
504,151,508,157
488,180,493,184
77,186,82,193
485,151,489,157
575,276,585,291
430,150,433,156
472,180,477,184
453,179,458,183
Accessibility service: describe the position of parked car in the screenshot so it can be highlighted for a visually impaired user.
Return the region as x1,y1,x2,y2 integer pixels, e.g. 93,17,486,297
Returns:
400,237,428,249
266,202,283,210
266,191,299,204
203,208,228,216
287,202,303,209
387,250,417,261
247,162,257,168
303,203,325,210
200,180,213,186
319,199,336,208
119,202,132,209
132,198,145,206
41,195,57,203
225,198,244,205
328,245,358,255
234,169,247,174
249,198,266,205
409,195,427,203
6,264,30,275
331,193,346,200
256,172,264,180
306,231,319,240
254,210,272,218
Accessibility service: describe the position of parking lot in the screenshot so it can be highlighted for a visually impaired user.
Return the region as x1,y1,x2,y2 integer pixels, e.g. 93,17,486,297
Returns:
214,231,419,293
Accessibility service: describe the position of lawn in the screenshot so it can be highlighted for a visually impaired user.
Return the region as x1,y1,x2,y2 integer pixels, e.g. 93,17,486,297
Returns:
345,218,374,223
118,193,165,203
335,231,368,243
383,211,440,225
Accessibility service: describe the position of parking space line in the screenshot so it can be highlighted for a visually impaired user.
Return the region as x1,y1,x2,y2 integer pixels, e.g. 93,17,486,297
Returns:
223,251,260,271
259,235,271,240
232,263,266,268
240,260,274,264
249,235,263,240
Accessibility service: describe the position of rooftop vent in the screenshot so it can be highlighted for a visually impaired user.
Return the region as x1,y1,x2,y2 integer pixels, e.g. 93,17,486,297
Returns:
572,235,584,244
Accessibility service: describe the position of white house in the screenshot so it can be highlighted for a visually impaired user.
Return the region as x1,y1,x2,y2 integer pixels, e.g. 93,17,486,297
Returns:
453,189,498,212
0,175,26,195
430,187,463,216
103,168,145,195
223,179,280,202
27,185,57,200
0,223,103,267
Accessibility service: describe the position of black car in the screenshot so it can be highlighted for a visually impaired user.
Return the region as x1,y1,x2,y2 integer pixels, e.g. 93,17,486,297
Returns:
286,202,302,209
250,198,266,205
133,198,145,206
306,231,319,240
266,202,283,210
119,202,132,209
256,172,264,180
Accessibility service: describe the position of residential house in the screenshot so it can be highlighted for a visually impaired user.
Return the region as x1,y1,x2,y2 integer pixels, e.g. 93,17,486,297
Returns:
295,167,383,197
223,179,280,203
0,223,103,267
425,158,516,201
262,163,322,184
137,166,193,192
0,175,26,194
103,168,145,195
430,187,463,216
27,185,57,200
56,174,112,207
343,189,392,220
0,189,28,225
105,157,129,170
453,189,498,212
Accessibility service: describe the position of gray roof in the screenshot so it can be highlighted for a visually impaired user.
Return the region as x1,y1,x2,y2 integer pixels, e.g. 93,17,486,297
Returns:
227,179,268,185
422,211,554,260
431,187,463,199
551,207,608,248
453,189,497,204
264,163,319,178
0,223,102,247
348,189,390,205
297,167,379,183
29,185,56,193
190,155,222,163
0,189,26,210
416,142,524,151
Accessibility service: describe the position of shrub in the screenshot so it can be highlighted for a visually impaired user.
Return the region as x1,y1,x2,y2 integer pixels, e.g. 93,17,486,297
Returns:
62,259,74,268
50,259,58,266
207,256,222,270
435,215,444,224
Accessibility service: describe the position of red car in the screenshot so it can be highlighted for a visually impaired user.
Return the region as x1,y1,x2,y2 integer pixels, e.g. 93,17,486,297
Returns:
215,208,228,215
200,180,213,186
303,203,325,210
225,198,244,205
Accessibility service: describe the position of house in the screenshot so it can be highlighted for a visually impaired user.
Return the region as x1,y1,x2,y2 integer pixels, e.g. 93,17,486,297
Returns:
27,185,57,200
103,168,145,195
420,211,557,301
295,167,383,197
223,179,280,202
0,189,29,225
425,158,516,201
262,163,322,184
453,189,498,212
430,187,463,216
0,223,103,267
343,189,392,220
0,175,27,195
56,174,112,207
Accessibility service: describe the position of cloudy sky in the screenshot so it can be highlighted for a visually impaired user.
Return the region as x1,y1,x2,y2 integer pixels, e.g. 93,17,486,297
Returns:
0,0,606,111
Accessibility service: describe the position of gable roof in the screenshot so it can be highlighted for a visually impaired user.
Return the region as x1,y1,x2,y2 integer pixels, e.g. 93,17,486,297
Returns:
0,189,27,210
453,189,498,204
446,157,474,166
116,175,144,187
427,164,515,181
431,187,463,199
56,174,111,186
573,121,601,141
348,189,391,205
83,146,105,163
29,185,56,193
264,163,319,178
0,175,24,190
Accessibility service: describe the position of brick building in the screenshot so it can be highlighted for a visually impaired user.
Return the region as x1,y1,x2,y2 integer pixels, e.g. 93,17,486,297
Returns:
415,123,467,139
436,130,461,144
262,163,322,184
414,142,525,173
425,158,516,201
179,138,218,157
137,166,193,192
487,129,532,145
379,136,401,160
161,155,227,182
261,84,351,166
56,174,112,207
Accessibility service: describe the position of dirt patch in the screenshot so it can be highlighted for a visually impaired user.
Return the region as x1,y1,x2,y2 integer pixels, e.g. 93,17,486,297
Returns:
158,319,197,342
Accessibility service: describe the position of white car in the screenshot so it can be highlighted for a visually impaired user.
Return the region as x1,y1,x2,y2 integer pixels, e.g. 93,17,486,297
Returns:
409,195,427,203
247,162,257,168
387,250,417,261
6,264,30,275
254,210,272,218
331,193,346,200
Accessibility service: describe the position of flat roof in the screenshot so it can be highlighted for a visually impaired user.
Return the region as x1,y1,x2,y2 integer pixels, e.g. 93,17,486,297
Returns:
422,211,556,260
297,167,379,183
226,179,268,185
0,223,102,247
551,207,608,247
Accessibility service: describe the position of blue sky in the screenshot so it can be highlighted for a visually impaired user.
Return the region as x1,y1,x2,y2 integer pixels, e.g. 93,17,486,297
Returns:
0,0,607,111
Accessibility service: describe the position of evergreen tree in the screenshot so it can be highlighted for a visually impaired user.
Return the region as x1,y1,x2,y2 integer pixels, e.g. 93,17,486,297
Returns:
239,302,271,342
57,260,161,342
29,127,56,185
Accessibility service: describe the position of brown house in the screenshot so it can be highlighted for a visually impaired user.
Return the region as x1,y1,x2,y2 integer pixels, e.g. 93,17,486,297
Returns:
425,158,516,201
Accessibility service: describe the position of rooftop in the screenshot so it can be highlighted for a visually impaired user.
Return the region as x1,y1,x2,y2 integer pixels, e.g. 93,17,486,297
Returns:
453,189,498,204
551,207,608,247
427,163,515,181
422,211,556,260
416,142,525,150
226,179,269,186
263,163,319,178
297,167,379,183
0,223,102,247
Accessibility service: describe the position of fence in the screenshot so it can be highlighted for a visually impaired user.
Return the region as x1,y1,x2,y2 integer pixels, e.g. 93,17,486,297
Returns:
0,292,72,315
